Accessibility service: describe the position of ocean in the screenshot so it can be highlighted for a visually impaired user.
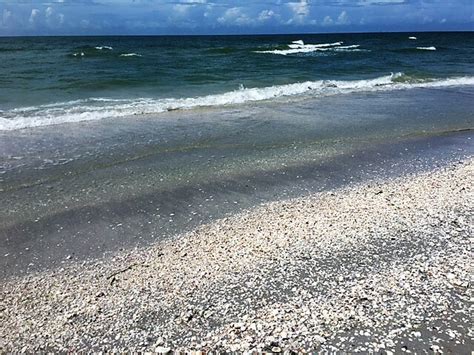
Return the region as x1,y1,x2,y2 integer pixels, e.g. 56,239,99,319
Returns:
1,32,474,276
0,32,473,130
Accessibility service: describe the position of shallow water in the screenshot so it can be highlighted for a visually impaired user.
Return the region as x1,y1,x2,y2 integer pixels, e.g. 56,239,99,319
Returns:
0,86,473,278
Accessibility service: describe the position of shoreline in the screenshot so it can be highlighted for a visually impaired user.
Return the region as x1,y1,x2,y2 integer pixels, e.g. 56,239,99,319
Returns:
1,157,472,352
1,129,473,279
2,85,473,279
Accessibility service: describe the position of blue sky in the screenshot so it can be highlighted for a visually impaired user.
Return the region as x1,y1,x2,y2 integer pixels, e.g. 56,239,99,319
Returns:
0,0,473,35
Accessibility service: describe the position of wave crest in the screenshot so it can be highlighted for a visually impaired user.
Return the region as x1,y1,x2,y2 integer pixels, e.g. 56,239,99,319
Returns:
119,53,142,57
417,46,437,51
1,73,473,131
255,40,365,55
95,46,113,50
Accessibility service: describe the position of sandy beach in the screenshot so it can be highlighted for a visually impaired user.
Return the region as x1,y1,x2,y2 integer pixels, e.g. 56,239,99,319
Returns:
1,158,472,353
1,25,474,355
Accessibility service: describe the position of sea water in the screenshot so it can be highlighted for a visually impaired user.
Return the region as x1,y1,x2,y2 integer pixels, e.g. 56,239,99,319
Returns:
1,32,474,276
1,32,473,130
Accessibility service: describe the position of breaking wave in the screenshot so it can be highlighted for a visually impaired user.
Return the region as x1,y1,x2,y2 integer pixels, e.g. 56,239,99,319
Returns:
417,46,437,51
255,40,365,55
119,53,142,57
69,45,115,58
68,46,122,58
1,73,473,131
95,46,113,50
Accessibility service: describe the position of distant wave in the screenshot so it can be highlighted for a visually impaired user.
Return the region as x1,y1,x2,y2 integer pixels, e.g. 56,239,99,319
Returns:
69,46,117,58
292,40,304,46
1,73,474,131
417,46,437,51
255,40,365,55
69,49,141,58
392,46,440,54
119,53,142,57
95,46,113,50
68,45,124,58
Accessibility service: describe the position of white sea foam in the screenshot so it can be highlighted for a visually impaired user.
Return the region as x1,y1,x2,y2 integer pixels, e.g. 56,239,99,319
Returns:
95,46,113,50
291,40,305,46
409,36,417,40
119,53,142,57
255,41,363,55
333,45,365,52
2,74,474,131
417,46,437,51
335,45,360,49
287,42,344,49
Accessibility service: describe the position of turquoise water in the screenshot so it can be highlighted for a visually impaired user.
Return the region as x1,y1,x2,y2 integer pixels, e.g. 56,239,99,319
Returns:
0,32,473,130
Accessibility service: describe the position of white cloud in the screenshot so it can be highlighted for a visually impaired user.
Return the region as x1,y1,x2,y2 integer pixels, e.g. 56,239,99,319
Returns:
42,6,65,27
258,9,275,22
217,7,253,26
322,15,333,26
45,6,54,26
173,4,190,15
46,6,54,18
173,0,207,16
29,9,40,25
287,0,309,24
0,0,471,35
321,10,349,26
2,9,12,27
336,10,349,25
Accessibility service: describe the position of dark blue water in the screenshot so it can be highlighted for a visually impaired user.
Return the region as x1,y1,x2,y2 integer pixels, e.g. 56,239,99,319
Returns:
0,32,473,130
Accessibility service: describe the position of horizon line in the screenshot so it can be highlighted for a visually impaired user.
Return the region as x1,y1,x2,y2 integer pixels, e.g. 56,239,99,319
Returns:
1,29,473,38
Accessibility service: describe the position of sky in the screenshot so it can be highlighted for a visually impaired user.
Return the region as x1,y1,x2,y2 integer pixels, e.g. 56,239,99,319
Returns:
0,0,473,36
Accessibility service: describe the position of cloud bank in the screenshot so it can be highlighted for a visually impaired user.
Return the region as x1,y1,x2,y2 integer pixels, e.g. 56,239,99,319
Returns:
0,0,472,35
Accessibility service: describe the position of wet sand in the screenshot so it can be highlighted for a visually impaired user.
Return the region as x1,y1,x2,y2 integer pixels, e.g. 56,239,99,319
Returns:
0,157,472,352
0,131,472,279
